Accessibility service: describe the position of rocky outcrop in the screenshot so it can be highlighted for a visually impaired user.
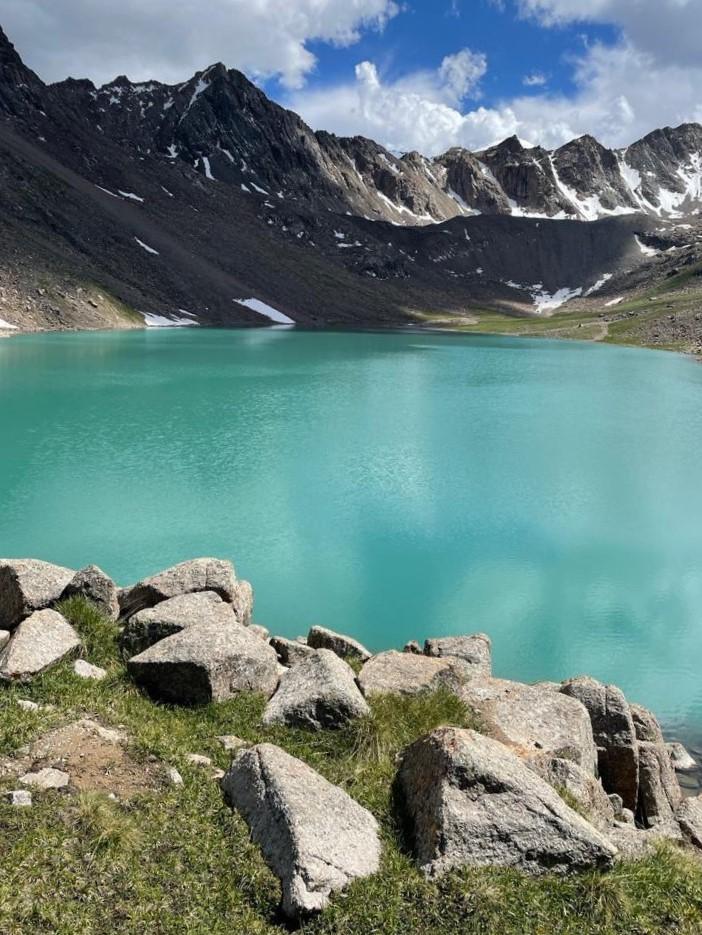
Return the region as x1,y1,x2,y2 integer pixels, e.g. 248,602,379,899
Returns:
221,743,381,918
460,678,597,772
423,633,492,676
0,559,75,630
397,727,616,876
0,609,80,682
262,649,369,730
119,591,237,658
560,677,639,812
270,636,316,667
61,564,119,620
358,650,474,697
118,558,239,619
307,626,372,662
127,621,279,704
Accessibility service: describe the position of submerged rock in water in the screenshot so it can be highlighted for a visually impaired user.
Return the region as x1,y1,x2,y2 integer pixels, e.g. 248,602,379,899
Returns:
0,609,81,682
118,558,239,619
61,565,119,620
127,621,280,704
397,727,616,877
0,559,75,630
307,625,372,662
221,743,381,918
263,649,369,730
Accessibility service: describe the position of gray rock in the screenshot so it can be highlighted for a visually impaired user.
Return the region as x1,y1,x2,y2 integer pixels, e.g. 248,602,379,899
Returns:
358,650,474,697
668,742,697,771
231,579,254,626
397,727,616,876
637,740,682,827
119,558,238,619
0,559,75,630
19,767,70,790
119,591,237,658
460,678,597,773
185,753,212,767
403,640,422,655
560,676,639,811
608,820,683,859
166,767,184,787
263,649,370,730
0,631,9,651
270,636,316,667
676,795,702,849
127,621,280,705
73,659,107,681
247,624,270,641
217,735,249,753
630,703,665,744
423,633,492,676
221,743,381,917
61,564,119,620
4,790,32,807
0,609,81,682
307,625,372,662
529,754,615,829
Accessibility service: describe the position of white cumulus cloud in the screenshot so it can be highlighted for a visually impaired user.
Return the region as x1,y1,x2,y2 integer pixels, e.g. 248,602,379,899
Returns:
1,0,399,88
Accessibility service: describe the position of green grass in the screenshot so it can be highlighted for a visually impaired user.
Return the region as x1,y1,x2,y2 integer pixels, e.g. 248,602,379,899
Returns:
2,598,702,934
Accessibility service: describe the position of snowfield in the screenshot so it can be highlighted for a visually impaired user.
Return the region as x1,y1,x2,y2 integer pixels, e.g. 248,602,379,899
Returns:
234,298,295,324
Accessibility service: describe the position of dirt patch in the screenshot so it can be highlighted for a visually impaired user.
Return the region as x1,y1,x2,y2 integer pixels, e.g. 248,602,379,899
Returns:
0,718,167,800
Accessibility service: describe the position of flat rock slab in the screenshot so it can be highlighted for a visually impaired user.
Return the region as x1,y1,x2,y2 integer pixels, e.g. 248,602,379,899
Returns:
358,650,473,697
424,633,492,676
119,558,238,619
222,743,381,918
61,564,119,620
459,678,597,773
270,636,316,667
73,659,107,681
4,790,32,807
119,591,237,658
307,625,372,662
263,649,370,730
0,559,75,630
19,767,70,790
128,621,280,704
560,677,639,812
398,727,616,877
0,609,81,682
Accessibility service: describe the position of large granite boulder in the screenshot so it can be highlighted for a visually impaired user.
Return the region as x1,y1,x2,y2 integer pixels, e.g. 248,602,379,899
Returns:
230,579,254,626
423,633,492,676
127,621,280,704
529,754,615,830
60,565,119,620
397,727,616,876
119,591,237,658
560,677,639,811
262,649,370,730
307,626,371,662
459,678,597,773
0,559,75,630
676,795,702,849
270,636,316,667
637,741,682,827
630,703,665,744
118,558,238,619
0,609,81,682
221,743,381,918
358,650,473,697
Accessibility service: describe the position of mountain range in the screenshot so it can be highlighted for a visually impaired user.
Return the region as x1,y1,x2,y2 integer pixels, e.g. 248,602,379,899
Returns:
1,24,701,349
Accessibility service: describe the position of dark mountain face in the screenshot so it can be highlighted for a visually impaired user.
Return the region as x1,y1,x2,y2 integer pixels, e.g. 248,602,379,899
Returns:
0,22,701,341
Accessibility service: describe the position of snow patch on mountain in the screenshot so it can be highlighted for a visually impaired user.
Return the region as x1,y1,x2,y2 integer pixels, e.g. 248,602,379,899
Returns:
234,298,295,324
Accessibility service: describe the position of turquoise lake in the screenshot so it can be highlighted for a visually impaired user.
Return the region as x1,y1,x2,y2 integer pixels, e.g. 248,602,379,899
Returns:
2,328,702,737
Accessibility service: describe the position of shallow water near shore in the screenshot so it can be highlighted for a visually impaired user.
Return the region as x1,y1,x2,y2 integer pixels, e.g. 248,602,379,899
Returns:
2,328,702,737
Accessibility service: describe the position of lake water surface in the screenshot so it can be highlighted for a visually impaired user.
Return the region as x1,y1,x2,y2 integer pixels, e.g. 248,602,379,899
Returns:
2,328,702,737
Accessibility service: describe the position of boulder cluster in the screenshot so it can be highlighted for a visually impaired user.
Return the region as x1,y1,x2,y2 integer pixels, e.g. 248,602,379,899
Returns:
2,556,702,920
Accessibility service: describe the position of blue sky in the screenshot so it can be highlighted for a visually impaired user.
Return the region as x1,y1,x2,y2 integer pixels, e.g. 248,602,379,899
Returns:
4,0,702,153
